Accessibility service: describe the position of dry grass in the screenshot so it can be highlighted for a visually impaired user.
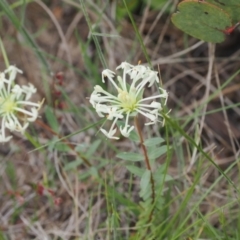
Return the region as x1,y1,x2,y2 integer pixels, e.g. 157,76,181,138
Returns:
0,0,240,239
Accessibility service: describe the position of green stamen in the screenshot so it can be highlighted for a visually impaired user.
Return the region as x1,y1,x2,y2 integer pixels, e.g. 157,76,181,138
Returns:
118,90,137,112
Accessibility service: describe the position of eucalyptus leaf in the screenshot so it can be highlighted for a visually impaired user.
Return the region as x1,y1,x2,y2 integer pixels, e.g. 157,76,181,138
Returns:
204,0,240,24
171,0,232,43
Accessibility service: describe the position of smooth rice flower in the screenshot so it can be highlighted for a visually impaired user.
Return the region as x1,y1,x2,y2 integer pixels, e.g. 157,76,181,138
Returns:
0,65,43,142
90,62,168,140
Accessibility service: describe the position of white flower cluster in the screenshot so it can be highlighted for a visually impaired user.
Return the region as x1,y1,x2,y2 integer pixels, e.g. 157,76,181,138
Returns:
90,62,168,139
0,66,43,142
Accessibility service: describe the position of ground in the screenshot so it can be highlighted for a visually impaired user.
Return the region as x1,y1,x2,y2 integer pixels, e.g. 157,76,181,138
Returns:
0,1,240,239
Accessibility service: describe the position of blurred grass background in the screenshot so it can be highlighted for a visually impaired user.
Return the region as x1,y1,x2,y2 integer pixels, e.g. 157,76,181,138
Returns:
0,0,240,239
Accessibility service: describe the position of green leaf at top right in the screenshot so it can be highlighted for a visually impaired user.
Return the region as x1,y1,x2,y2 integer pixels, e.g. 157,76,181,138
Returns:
204,0,240,24
171,0,235,43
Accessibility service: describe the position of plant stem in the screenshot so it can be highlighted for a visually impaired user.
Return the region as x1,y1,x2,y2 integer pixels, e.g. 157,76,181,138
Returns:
134,116,155,205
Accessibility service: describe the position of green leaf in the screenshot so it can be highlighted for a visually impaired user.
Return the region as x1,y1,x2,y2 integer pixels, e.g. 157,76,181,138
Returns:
128,130,140,142
153,164,173,183
126,165,145,177
154,172,173,183
89,167,99,178
54,142,70,152
116,152,144,161
75,144,88,152
64,159,82,171
6,161,17,189
144,137,165,147
78,162,106,180
85,139,101,157
48,137,70,152
108,186,139,213
140,169,151,200
116,0,139,21
148,145,168,160
171,0,232,43
204,0,240,24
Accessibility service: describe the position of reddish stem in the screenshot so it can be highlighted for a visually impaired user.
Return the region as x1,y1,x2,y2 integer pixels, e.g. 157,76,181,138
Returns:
134,117,155,211
223,22,240,35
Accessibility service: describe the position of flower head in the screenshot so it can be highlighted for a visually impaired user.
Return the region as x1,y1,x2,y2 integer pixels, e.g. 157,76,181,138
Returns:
0,65,43,142
90,62,168,139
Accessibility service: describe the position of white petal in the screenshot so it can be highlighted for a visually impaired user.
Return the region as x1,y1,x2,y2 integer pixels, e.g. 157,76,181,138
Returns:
120,125,134,138
95,104,110,117
146,71,159,86
94,85,104,92
5,65,23,82
102,69,115,83
18,122,29,133
150,101,161,109
5,116,16,131
0,134,12,143
107,107,123,120
26,108,38,121
11,84,23,99
100,127,119,140
22,84,36,100
116,62,133,71
132,66,150,84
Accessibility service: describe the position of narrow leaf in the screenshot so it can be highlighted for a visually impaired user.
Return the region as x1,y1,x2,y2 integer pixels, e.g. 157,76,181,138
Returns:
116,152,144,161
85,139,101,157
45,106,59,132
148,145,168,160
128,130,140,142
64,159,82,171
140,169,151,199
126,165,145,177
144,137,165,146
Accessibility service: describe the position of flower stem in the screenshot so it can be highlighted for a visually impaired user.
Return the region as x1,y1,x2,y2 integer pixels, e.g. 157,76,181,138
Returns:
134,116,155,206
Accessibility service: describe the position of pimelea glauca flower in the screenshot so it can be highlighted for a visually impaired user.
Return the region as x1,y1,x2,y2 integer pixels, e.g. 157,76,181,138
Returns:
0,65,43,142
90,62,168,139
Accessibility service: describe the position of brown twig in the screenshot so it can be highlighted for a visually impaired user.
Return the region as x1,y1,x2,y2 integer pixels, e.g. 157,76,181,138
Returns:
134,116,155,220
